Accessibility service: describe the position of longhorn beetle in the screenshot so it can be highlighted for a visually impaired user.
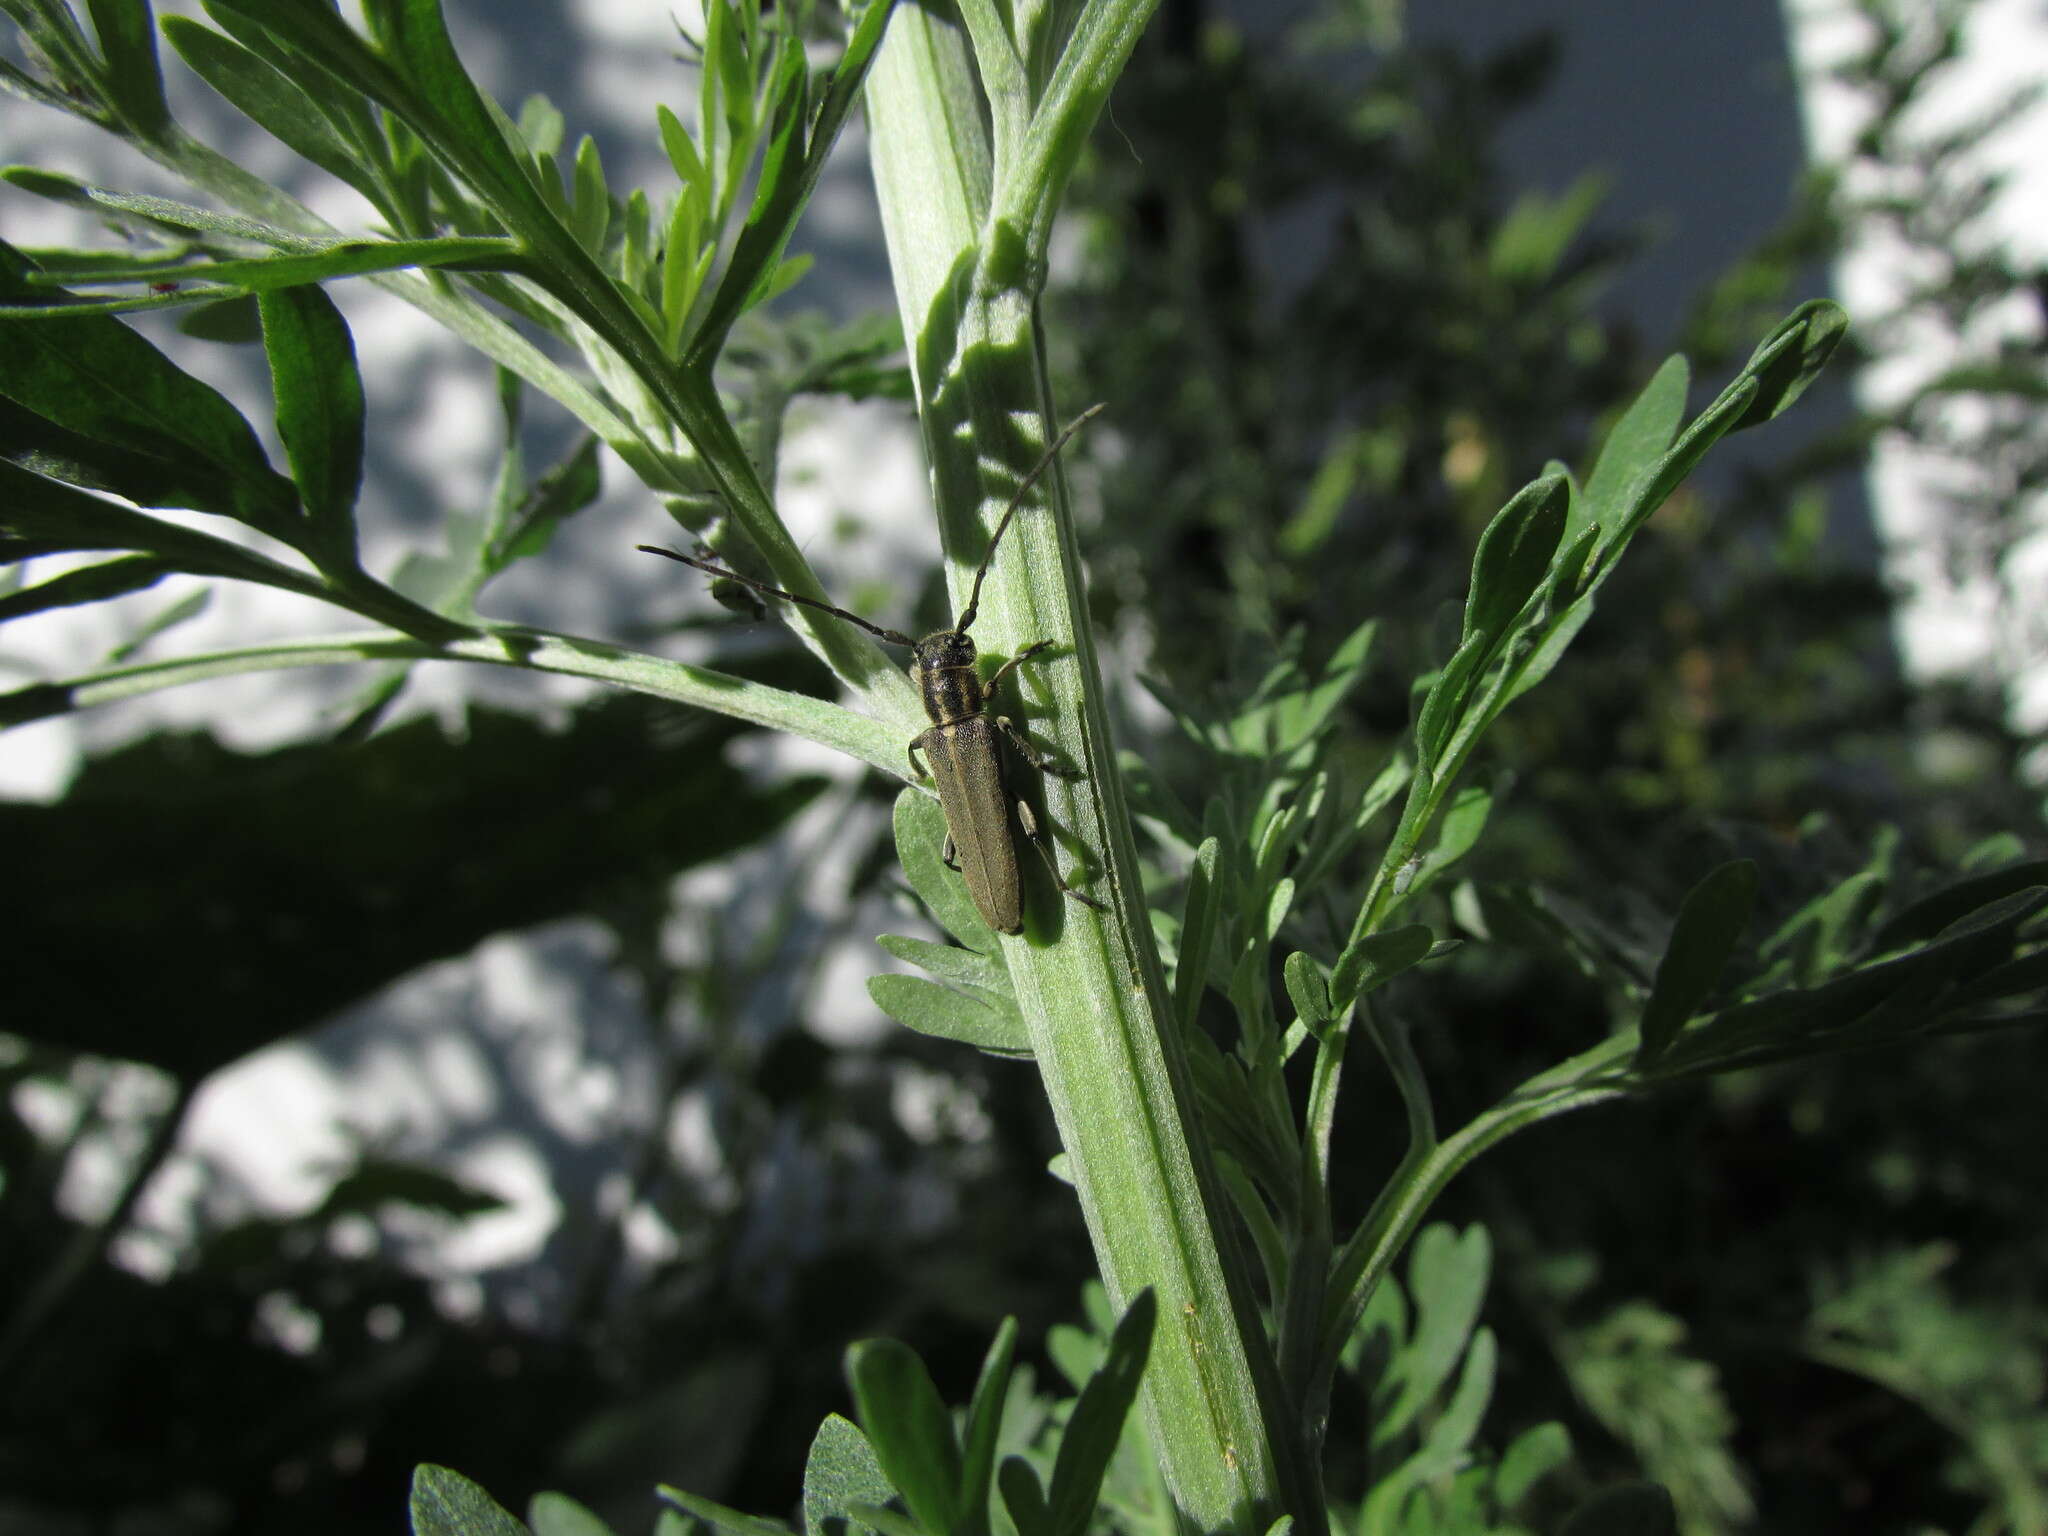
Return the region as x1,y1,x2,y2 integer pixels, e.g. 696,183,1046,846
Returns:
638,406,1107,936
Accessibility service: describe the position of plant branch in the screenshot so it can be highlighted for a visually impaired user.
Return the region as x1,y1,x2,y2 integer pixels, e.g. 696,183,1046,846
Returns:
0,625,910,773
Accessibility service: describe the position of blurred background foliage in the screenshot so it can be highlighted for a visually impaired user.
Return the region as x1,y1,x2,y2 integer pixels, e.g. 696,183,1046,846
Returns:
4,0,2045,1532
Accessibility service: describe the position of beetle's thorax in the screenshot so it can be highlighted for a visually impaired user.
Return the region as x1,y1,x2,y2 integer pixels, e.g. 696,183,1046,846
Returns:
915,630,984,728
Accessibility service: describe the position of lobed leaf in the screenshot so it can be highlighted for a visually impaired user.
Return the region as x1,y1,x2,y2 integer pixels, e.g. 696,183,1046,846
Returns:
867,974,1029,1058
893,787,1000,955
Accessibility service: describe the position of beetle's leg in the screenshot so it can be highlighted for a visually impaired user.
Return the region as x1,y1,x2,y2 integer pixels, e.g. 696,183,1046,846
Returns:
907,735,930,782
1014,798,1106,912
993,713,1080,780
941,832,961,874
984,638,1055,698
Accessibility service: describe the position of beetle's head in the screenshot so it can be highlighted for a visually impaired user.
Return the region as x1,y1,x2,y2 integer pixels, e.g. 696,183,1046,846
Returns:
916,630,978,672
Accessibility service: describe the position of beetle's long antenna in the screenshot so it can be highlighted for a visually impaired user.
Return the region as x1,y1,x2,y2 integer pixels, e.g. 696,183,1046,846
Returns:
637,545,919,648
955,402,1107,634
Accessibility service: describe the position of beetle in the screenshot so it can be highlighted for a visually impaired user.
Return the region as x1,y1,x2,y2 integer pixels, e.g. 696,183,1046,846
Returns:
638,407,1106,935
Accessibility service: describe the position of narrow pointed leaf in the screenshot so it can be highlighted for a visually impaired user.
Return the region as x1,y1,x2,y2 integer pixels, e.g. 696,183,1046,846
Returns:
996,1459,1050,1536
657,1487,792,1536
1046,1289,1154,1536
86,0,171,136
1577,354,1688,545
261,283,364,567
1636,860,1758,1067
163,17,372,190
1329,924,1433,1013
1463,472,1568,646
958,1318,1018,1536
1174,837,1222,1032
1727,299,1847,429
1283,951,1331,1038
0,242,298,531
0,554,171,623
846,1338,964,1536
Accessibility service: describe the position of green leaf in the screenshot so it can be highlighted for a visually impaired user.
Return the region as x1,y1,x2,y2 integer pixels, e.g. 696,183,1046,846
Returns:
410,1465,530,1536
0,459,321,593
1726,299,1847,430
1636,860,1758,1067
163,16,374,191
686,42,808,361
958,1318,1018,1536
9,235,524,307
1413,1326,1496,1473
0,554,171,623
657,1487,792,1536
1463,472,1568,648
1174,837,1222,1033
893,786,999,954
1411,629,1490,775
105,584,211,663
687,0,896,363
571,134,610,254
86,0,171,136
1424,783,1493,882
1374,1224,1490,1449
875,933,1008,993
0,240,299,532
1557,1483,1678,1536
488,433,602,573
1577,354,1688,548
997,1458,1050,1536
1283,951,1331,1038
1046,1289,1154,1536
3,172,313,244
1871,860,2048,952
846,1338,964,1536
1656,886,2048,1077
803,1415,895,1536
657,103,709,195
260,283,364,569
1494,1422,1571,1507
867,973,1029,1059
527,1492,616,1536
1329,925,1433,1013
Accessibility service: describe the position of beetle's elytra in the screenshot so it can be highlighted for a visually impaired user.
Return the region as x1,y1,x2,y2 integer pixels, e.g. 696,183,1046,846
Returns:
639,407,1106,934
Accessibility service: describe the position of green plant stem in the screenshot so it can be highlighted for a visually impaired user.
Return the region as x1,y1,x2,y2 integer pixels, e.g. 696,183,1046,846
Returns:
0,625,905,772
864,9,1322,1533
1307,1033,1637,1419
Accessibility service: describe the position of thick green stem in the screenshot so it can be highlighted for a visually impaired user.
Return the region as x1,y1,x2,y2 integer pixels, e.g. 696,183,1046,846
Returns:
865,11,1320,1533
